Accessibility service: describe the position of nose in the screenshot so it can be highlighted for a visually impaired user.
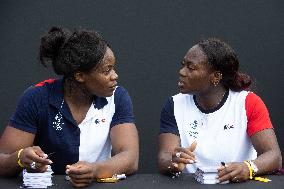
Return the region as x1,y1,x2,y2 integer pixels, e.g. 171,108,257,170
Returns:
110,70,118,80
179,67,187,77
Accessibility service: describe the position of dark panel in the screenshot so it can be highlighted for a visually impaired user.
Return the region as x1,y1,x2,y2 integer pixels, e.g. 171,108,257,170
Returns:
0,0,283,173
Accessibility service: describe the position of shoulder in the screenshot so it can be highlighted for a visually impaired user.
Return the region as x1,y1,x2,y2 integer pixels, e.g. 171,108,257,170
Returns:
244,92,273,136
113,86,133,105
114,86,130,98
20,79,57,101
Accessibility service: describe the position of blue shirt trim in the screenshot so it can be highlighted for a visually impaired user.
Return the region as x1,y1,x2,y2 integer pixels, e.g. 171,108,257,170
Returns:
160,97,179,136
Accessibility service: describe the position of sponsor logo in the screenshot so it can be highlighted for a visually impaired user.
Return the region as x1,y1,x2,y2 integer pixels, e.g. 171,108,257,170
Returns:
224,124,234,130
95,118,106,124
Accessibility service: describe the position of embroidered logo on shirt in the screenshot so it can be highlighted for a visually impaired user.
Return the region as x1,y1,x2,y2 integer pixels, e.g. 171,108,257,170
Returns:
95,118,106,124
224,124,234,130
187,120,199,139
52,100,64,131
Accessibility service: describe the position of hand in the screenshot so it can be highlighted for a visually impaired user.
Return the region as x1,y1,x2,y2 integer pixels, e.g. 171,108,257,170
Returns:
170,141,197,173
218,162,250,183
19,146,52,172
66,161,95,188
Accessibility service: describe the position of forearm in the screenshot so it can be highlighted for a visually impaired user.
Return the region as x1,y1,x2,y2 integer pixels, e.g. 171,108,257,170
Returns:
0,152,22,176
92,150,138,179
253,149,282,175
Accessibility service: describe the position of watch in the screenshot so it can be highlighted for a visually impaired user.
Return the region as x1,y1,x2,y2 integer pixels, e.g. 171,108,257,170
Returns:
248,160,259,176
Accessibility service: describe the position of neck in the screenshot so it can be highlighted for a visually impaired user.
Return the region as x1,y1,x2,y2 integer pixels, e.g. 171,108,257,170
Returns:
195,86,227,111
63,79,93,107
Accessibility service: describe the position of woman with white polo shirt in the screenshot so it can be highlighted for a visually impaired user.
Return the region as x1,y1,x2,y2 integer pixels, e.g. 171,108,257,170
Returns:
158,38,282,183
0,26,139,188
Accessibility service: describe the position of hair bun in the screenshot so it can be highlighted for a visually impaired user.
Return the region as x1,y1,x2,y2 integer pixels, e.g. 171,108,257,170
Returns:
39,26,70,66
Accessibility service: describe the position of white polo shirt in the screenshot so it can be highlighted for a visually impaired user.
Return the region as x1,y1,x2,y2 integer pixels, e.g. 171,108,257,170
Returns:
160,89,273,173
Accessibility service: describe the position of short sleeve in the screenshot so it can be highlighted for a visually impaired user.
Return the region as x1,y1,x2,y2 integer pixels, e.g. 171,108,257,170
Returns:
160,97,179,136
110,86,135,128
9,86,40,134
246,92,273,137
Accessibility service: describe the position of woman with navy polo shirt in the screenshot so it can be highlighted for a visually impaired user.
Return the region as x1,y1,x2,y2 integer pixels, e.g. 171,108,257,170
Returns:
0,27,139,187
158,38,282,183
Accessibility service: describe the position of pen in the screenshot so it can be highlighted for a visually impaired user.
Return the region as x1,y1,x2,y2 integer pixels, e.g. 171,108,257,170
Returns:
47,152,55,158
221,162,228,167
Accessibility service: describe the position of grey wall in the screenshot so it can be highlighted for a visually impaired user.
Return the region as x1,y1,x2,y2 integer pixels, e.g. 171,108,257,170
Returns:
0,0,283,173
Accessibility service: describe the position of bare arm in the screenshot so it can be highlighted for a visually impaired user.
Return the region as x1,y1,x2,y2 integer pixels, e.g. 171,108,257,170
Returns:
66,123,139,187
158,133,196,175
218,128,282,182
92,123,139,178
0,126,52,176
158,133,180,174
251,128,282,174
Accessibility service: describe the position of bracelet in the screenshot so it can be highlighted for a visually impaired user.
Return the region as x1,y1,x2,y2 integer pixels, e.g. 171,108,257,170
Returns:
17,149,25,168
244,161,253,179
168,160,181,178
243,160,271,182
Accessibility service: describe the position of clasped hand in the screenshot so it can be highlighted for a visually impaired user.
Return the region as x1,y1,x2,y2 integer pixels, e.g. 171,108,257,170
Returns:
218,162,250,183
170,141,197,173
66,161,95,188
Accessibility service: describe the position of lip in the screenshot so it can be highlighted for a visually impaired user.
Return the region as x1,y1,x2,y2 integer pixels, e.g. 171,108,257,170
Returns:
178,79,184,88
109,82,117,90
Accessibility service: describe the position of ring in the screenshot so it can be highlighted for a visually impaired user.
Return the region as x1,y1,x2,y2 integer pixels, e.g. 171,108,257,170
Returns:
233,176,239,182
175,152,181,158
30,161,36,169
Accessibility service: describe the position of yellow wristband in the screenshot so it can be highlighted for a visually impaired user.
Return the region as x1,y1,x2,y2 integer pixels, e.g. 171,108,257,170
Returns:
17,149,25,168
244,160,271,182
244,161,253,179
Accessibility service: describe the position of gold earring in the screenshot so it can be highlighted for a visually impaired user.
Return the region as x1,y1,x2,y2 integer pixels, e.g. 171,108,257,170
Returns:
213,81,219,86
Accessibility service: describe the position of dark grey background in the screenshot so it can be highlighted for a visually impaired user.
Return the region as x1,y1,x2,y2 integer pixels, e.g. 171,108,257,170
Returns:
0,0,283,173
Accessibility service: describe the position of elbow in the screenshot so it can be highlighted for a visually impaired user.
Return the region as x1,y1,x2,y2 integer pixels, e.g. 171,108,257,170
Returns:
276,151,282,169
125,153,139,175
157,154,169,174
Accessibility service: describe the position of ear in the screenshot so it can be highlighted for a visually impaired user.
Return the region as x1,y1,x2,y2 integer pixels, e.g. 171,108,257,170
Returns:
74,71,85,83
210,71,222,86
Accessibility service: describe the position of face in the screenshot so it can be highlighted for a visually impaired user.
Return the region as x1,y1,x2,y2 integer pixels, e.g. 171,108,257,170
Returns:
178,45,214,95
78,47,118,97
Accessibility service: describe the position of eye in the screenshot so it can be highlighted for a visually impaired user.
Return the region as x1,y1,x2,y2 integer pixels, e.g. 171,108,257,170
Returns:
186,65,195,70
102,66,114,75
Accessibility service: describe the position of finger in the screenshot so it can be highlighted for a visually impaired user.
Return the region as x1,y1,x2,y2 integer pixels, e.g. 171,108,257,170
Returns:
32,146,46,158
172,152,195,162
188,141,197,152
218,169,239,183
36,164,49,173
69,176,93,183
173,149,196,160
24,149,52,165
69,179,90,188
175,147,196,156
172,157,194,164
69,172,93,180
68,166,89,175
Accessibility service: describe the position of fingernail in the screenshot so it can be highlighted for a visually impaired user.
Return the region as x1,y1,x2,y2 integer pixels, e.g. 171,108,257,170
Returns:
43,154,48,158
189,160,194,164
49,160,53,164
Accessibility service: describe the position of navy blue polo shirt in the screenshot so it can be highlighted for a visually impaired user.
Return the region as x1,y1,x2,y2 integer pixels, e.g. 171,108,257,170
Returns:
9,78,134,174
